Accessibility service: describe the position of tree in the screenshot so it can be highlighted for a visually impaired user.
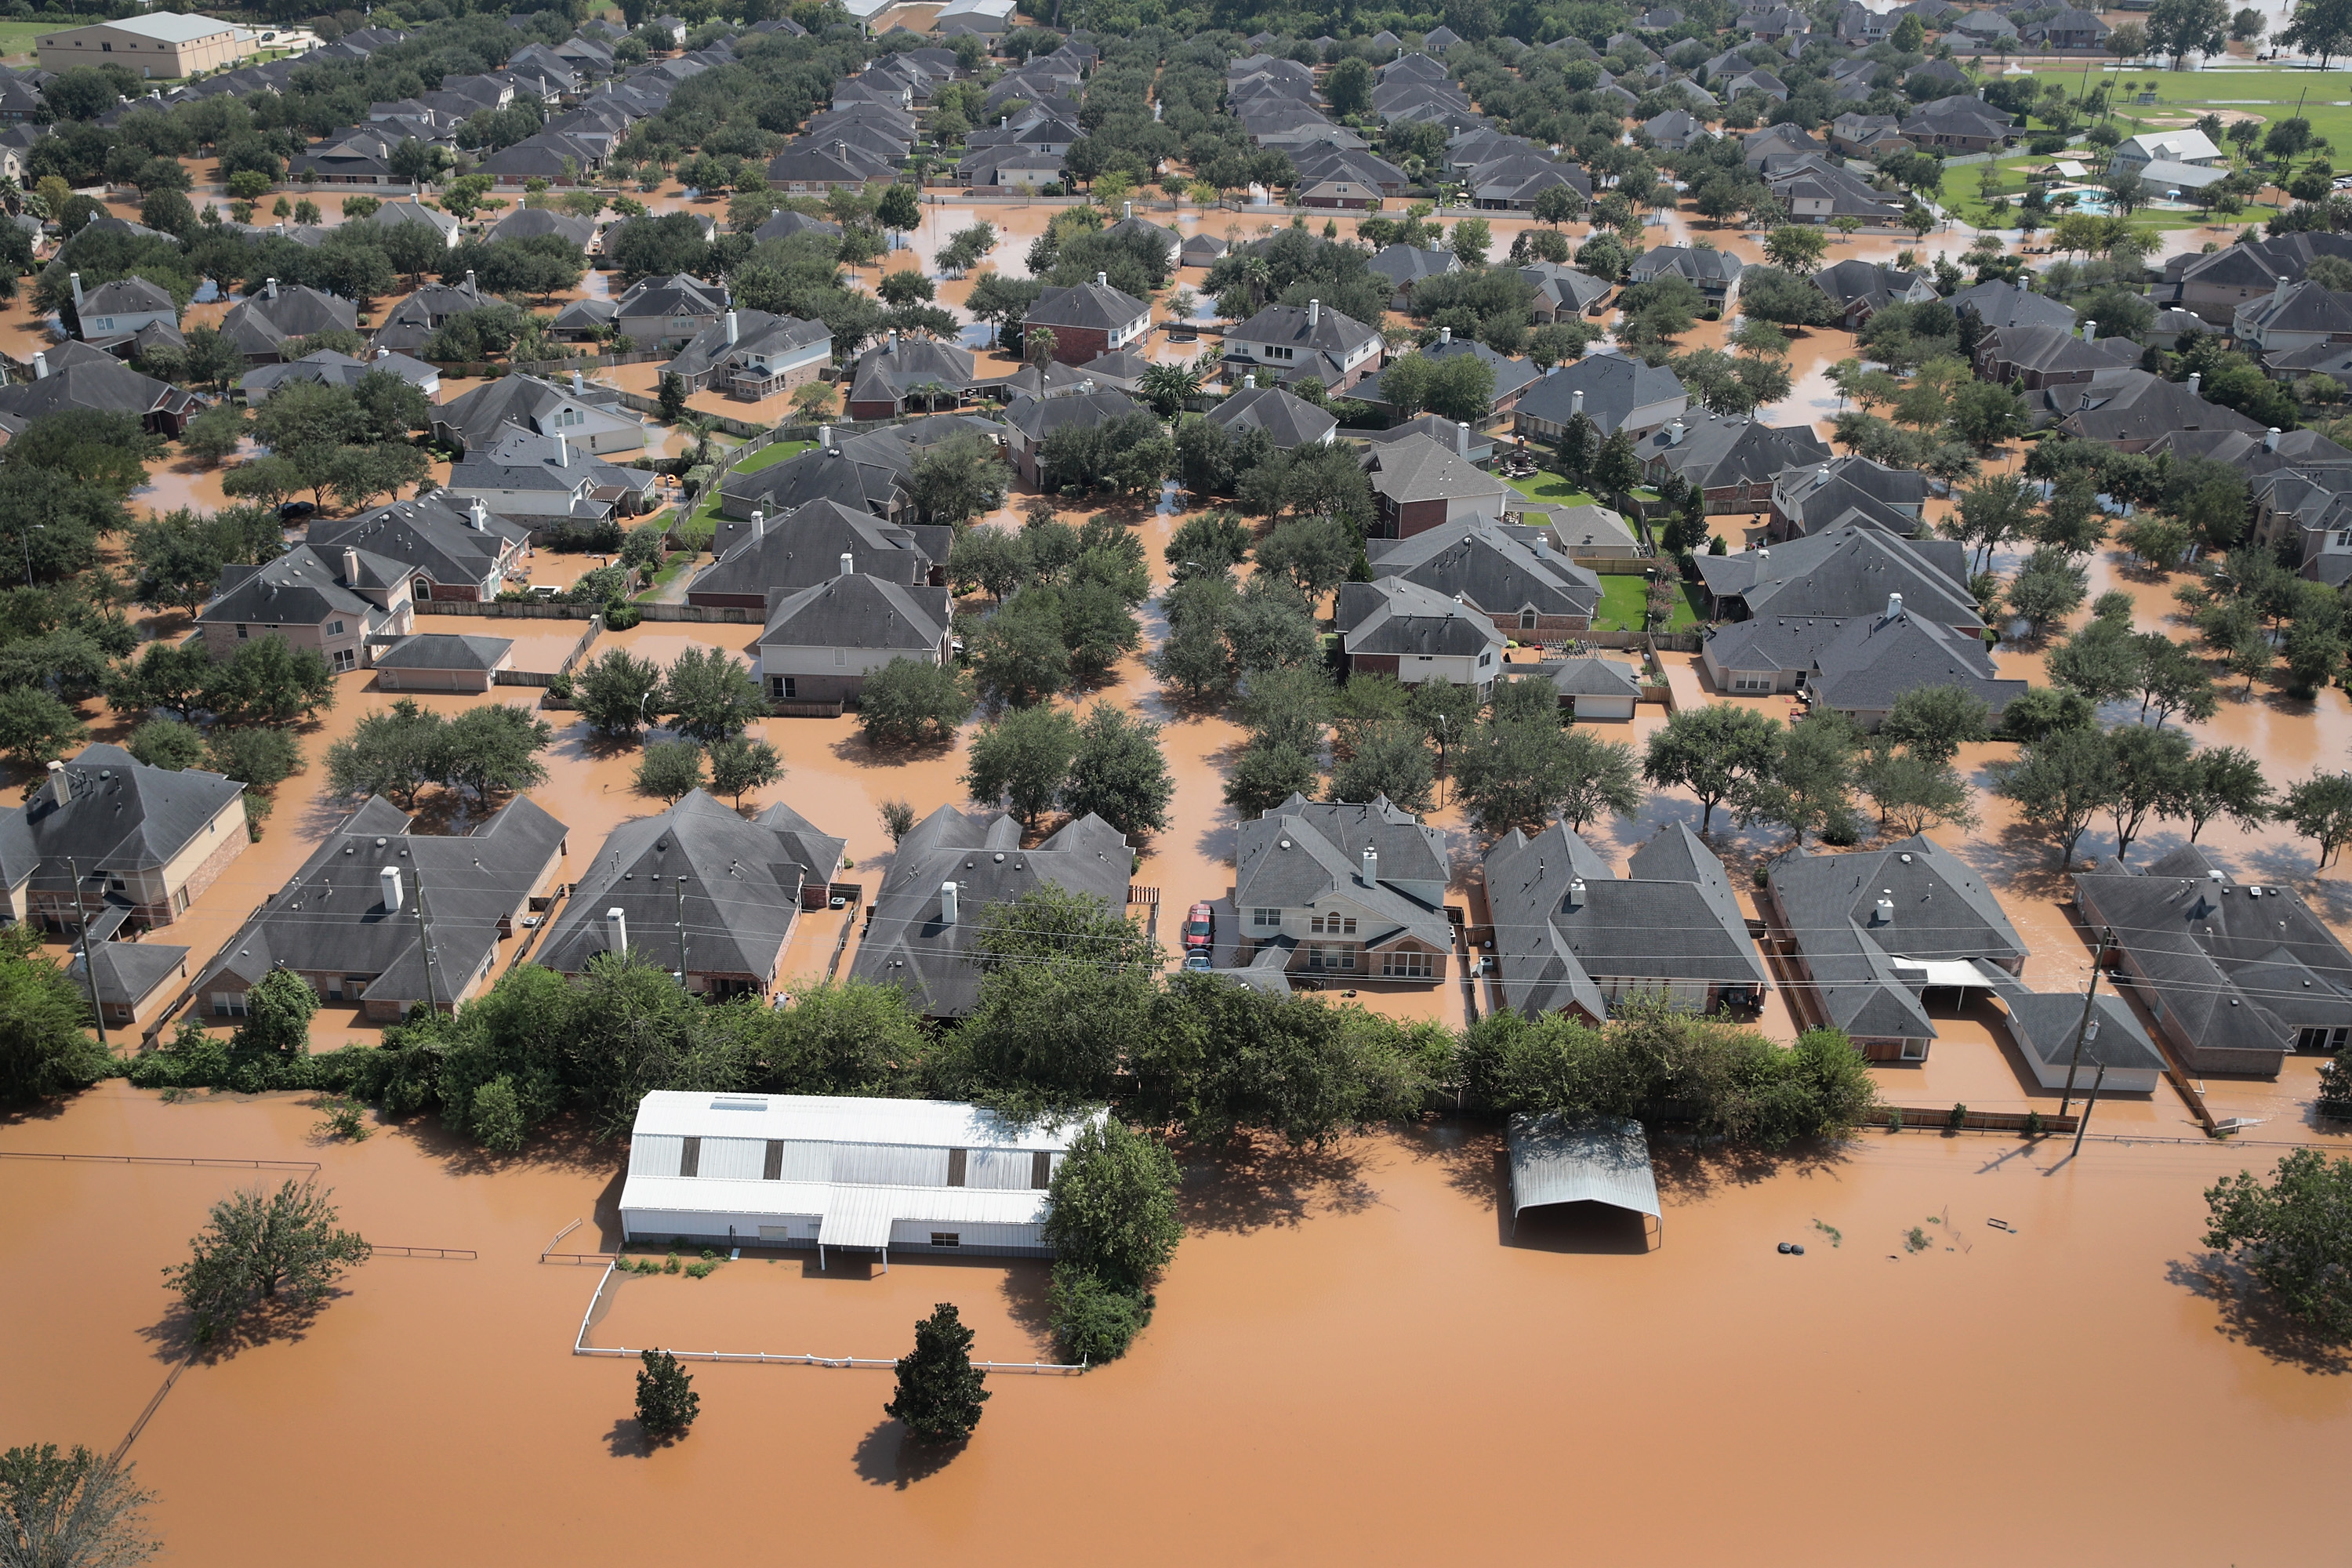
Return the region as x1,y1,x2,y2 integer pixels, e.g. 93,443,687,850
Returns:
163,1179,368,1343
1059,701,1173,841
126,717,205,771
0,927,106,1103
1042,1117,1181,1290
1994,726,2121,866
0,1444,160,1567
1556,729,1645,833
1448,216,1493,269
1254,515,1356,602
1167,514,1251,579
880,800,917,847
908,434,1001,527
1453,710,1577,836
1860,750,1977,835
2147,0,2230,60
1331,719,1436,813
574,648,666,738
2049,616,2143,706
2282,0,2352,67
0,688,89,768
706,735,782,807
442,702,552,804
656,372,687,423
1641,705,1782,833
2167,746,2272,841
205,636,333,728
1224,739,1319,816
2202,1149,2352,1340
324,699,445,808
1878,686,1990,765
634,1349,699,1440
2134,633,2219,728
970,589,1071,707
1327,55,1374,117
634,741,706,804
2105,722,2194,862
1737,710,1862,845
2283,771,2352,869
875,182,920,249
1762,225,1828,273
965,704,1080,829
885,1302,990,1443
2009,546,2090,635
662,647,765,743
205,725,299,793
857,657,971,747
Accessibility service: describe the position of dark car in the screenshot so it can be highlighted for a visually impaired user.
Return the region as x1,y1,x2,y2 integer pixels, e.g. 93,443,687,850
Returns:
278,500,316,522
1183,902,1214,953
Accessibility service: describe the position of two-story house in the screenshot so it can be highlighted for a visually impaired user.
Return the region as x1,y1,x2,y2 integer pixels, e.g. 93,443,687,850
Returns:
613,272,728,352
664,308,832,402
1233,793,1455,984
1513,352,1689,443
197,543,415,673
1336,576,1504,695
309,495,531,604
0,746,247,934
1022,274,1152,365
1221,300,1383,394
754,568,954,706
70,272,177,351
1362,431,1513,538
1364,520,1602,638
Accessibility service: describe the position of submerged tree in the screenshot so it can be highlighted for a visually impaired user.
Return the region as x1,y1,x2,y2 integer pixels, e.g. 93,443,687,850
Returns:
0,1443,160,1567
2203,1149,2352,1341
163,1180,370,1344
634,1348,700,1441
885,1302,991,1443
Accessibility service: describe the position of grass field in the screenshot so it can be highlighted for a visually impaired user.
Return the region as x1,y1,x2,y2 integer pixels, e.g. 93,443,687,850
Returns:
0,20,53,57
1505,470,1599,507
682,437,811,536
1592,573,1700,633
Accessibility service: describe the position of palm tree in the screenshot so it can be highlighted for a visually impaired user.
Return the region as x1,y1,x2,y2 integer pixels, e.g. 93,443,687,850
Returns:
1235,254,1272,314
1025,326,1057,369
1138,361,1200,418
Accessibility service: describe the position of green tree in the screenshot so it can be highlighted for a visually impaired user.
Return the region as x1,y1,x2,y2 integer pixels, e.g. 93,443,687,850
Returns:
706,735,782,807
2202,1149,2352,1340
324,699,447,809
442,702,553,804
1860,750,1978,834
661,647,766,744
2148,0,2230,63
1224,739,1319,816
1044,1117,1182,1288
2281,0,2352,67
856,657,971,746
205,636,334,727
1330,718,1436,813
2104,721,2194,862
656,372,687,423
126,717,205,771
885,1302,990,1443
0,688,89,767
1994,725,2121,866
875,182,921,247
0,927,106,1102
634,741,706,804
1448,215,1494,269
0,1444,159,1568
180,401,248,466
1059,700,1174,840
1877,686,1991,765
964,703,1081,829
1737,710,1861,846
634,1348,699,1440
162,1178,369,1343
2049,616,2144,706
204,725,299,793
2283,771,2352,869
1327,55,1374,116
1556,729,1645,833
573,648,666,737
1254,515,1356,601
2167,746,2272,842
970,588,1072,707
1642,705,1782,834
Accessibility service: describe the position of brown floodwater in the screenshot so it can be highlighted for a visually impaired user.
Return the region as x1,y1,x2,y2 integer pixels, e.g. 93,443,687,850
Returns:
4,1080,2347,1566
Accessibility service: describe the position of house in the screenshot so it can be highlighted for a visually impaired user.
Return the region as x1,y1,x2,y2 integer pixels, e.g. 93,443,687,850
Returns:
2109,127,2224,177
193,793,568,1022
613,271,727,351
369,632,515,692
1022,273,1152,365
2233,278,2352,357
1512,499,1643,558
1642,108,1708,151
755,568,953,707
1365,518,1602,637
197,543,415,673
1362,432,1513,538
750,208,842,245
1232,793,1454,984
716,416,999,523
1360,327,1540,416
486,205,599,248
1829,112,1911,158
1700,590,2025,721
1744,123,1827,169
1205,379,1338,448
363,198,463,249
2047,368,2266,451
69,273,176,350
2160,232,2352,325
1635,413,1834,511
1810,259,1936,328
1628,245,1746,307
615,1090,1102,1258
1694,524,1982,630
1529,653,1646,717
73,940,191,1031
1767,152,1908,227
310,495,531,604
2138,159,2232,197
240,347,440,403
1900,96,2014,154
1000,385,1145,487
1975,321,2140,389
1484,822,1769,1020
0,351,199,439
441,427,659,526
431,372,646,457
1767,456,1931,540
221,276,358,364
689,498,949,609
1181,232,1229,268
844,334,978,419
1072,350,1155,394
2074,844,2352,1076
539,791,842,997
1765,834,2027,1061
1514,354,1689,443
1221,299,1383,393
665,308,831,401
1517,262,1615,322
371,274,487,354
0,746,245,934
1367,244,1461,309
1947,7,2020,45
1948,274,2080,332
851,805,1131,1018
1336,576,1505,693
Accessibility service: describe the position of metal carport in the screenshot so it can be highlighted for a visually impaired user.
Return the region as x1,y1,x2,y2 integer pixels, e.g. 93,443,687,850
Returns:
1506,1112,1662,1247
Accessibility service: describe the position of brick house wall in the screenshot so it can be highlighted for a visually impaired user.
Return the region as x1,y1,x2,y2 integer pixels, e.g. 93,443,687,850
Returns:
1028,321,1112,364
848,394,901,419
1378,495,1450,538
1348,652,1402,677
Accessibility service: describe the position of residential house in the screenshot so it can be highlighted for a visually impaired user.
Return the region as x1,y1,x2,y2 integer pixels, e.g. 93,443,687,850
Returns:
1000,385,1145,487
69,273,175,350
1512,499,1643,558
431,372,647,457
1514,353,1689,442
1766,834,2027,1061
1767,151,1908,226
1635,412,1834,511
1829,112,1911,158
1948,274,2081,332
1642,107,1708,151
1484,822,1769,1020
1975,321,2140,389
688,498,950,609
1900,95,2014,154
193,793,568,1022
0,746,245,934
2160,231,2352,325
0,351,199,438
1373,326,1541,414
1335,576,1505,693
613,272,727,351
665,308,831,401
1526,653,1646,717
2074,844,2352,1076
1628,245,1746,307
1810,258,1936,328
1699,591,2024,721
1232,793,1454,984
1368,244,1461,309
309,495,530,604
754,570,954,706
1362,431,1513,538
485,207,599,249
1366,413,1495,464
750,208,842,245
74,940,191,1032
717,416,1001,522
1743,123,1825,168
1767,456,1931,540
440,427,659,527
2046,368,2266,450
1364,518,1603,637
1022,274,1152,365
371,274,487,355
241,348,441,403
370,632,515,692
850,806,1131,1018
364,198,462,249
1221,299,1383,393
1517,262,1615,321
844,334,979,419
2233,278,2352,357
197,542,413,672
538,791,843,996
1693,523,1982,630
217,278,361,363
1205,380,1338,448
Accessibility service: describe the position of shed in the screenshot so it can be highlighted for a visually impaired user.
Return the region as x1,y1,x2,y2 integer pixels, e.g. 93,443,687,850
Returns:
72,940,188,1029
372,633,514,692
617,1091,1107,1265
1506,1112,1661,1244
1541,654,1643,718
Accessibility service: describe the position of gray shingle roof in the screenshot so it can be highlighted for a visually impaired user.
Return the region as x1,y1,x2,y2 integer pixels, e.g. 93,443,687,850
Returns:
1204,383,1338,448
372,633,514,672
1804,603,2027,717
1338,575,1509,657
1948,277,2081,332
1515,352,1688,436
1639,412,1832,491
2050,368,2267,445
310,495,527,593
1233,793,1452,954
757,572,951,654
1025,277,1149,332
666,308,831,384
80,940,189,1009
695,498,946,598
0,745,241,897
1363,432,1512,506
1365,520,1602,619
1001,386,1145,439
202,543,405,630
1693,524,1981,629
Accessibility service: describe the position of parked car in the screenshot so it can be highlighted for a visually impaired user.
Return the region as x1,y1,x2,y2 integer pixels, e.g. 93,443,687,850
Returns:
1182,951,1212,971
1183,902,1214,953
278,500,316,522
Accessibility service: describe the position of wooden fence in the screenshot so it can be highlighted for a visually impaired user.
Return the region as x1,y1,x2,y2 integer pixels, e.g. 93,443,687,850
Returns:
1867,1106,2082,1134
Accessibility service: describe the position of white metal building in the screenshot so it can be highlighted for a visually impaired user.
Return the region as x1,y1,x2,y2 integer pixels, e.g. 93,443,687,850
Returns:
618,1091,1104,1264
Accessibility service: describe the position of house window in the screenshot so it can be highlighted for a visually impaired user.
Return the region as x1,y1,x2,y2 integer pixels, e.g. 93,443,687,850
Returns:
1381,949,1433,978
1478,651,1493,666
1731,675,1773,692
332,648,357,673
1309,945,1356,971
1900,1039,1929,1061
1263,345,1294,361
2298,1025,2350,1051
2336,530,2352,549
771,676,797,699
210,992,249,1017
346,977,369,998
1519,608,1537,630
1309,913,1357,935
929,1232,961,1247
833,647,847,666
172,887,190,914
328,619,345,635
235,623,249,639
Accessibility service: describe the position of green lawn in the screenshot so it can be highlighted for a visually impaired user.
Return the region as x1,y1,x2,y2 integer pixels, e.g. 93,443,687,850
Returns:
1592,574,1700,634
1505,470,1599,508
0,20,52,57
682,437,811,536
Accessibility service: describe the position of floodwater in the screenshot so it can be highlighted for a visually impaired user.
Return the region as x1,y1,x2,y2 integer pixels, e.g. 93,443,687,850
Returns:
3,1081,2347,1566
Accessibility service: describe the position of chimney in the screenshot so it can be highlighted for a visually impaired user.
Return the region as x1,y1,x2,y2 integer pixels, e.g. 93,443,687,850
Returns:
554,436,567,466
465,269,477,296
1813,466,1830,489
571,368,586,394
2082,320,2096,343
940,880,959,924
723,310,740,347
1439,325,1452,344
753,509,767,539
1668,419,1686,445
380,866,404,912
342,546,359,583
1308,298,1320,325
839,550,854,577
376,346,389,360
2274,276,2289,309
265,276,279,300
469,497,488,531
68,271,81,310
1244,372,1257,389
606,907,627,954
1871,891,1893,925
2267,426,2281,452
887,329,898,354
44,759,64,807
1095,270,1107,287
1458,420,1472,448
818,425,833,448
31,353,46,379
1122,201,1131,220
1361,844,1378,885
1566,876,1585,909
1886,591,1903,619
1570,389,1584,416
2187,372,2201,395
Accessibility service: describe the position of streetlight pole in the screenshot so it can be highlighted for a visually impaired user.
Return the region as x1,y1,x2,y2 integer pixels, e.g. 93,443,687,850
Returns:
414,865,440,1014
2059,927,2114,1121
64,855,104,1047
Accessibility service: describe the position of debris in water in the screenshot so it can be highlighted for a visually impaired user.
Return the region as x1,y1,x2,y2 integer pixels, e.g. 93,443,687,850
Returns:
1812,1219,1842,1247
1904,1227,1932,1254
1777,1242,1792,1254
1790,1243,1805,1256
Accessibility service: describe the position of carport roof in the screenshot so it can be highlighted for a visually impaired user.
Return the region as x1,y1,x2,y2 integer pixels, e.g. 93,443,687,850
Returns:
1507,1112,1660,1221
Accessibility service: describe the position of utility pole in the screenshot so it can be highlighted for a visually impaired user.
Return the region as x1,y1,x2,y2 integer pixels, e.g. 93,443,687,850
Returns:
64,855,104,1047
673,871,689,989
413,864,440,1014
2060,927,2113,1121
2071,1051,2110,1157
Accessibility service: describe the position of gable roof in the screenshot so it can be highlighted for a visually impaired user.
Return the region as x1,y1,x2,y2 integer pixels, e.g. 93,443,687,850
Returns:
1337,575,1509,658
1693,523,1981,628
1365,518,1602,619
1515,352,1688,435
1363,431,1512,507
1233,792,1452,956
757,572,951,653
0,744,241,896
1205,382,1338,448
1639,412,1833,490
1025,276,1149,332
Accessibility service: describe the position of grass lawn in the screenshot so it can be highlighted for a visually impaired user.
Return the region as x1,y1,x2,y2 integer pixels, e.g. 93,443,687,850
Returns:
681,437,811,536
1505,470,1599,507
0,20,51,56
631,552,695,602
1592,574,1700,634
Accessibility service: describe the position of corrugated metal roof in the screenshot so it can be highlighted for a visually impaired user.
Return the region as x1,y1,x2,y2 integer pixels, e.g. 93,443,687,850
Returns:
627,1091,1098,1149
1507,1113,1661,1220
622,1174,1050,1230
